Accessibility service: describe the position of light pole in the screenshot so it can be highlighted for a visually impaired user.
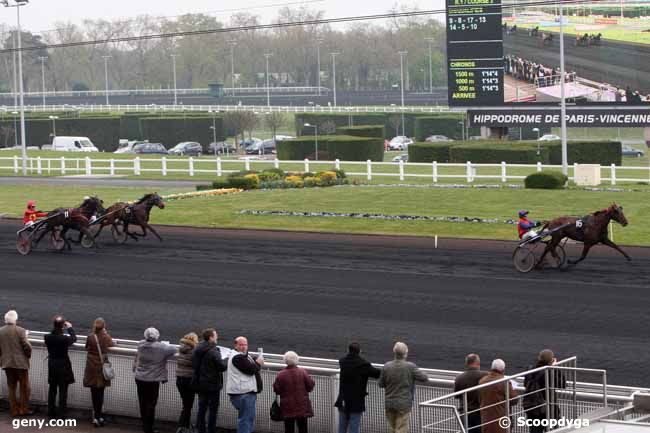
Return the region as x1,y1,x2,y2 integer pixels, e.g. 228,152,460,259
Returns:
533,127,540,140
316,38,323,96
208,109,218,155
171,54,178,106
559,1,568,175
228,40,236,97
48,115,58,138
330,52,340,107
11,110,17,148
3,0,29,175
458,121,466,141
264,53,272,107
424,37,434,94
304,123,319,161
12,31,17,107
102,55,111,105
38,56,47,107
399,51,408,137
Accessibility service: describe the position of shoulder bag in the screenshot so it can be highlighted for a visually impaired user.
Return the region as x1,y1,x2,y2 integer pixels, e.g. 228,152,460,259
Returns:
95,334,115,381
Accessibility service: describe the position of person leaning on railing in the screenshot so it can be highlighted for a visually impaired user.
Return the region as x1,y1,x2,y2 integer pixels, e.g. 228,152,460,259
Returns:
523,350,567,433
454,354,488,433
44,316,76,419
478,359,518,433
0,310,33,417
133,327,178,433
176,332,199,433
83,317,114,427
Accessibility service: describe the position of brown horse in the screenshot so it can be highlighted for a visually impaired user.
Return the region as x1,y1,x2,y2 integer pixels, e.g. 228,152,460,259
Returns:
538,203,630,266
34,196,105,250
94,193,165,242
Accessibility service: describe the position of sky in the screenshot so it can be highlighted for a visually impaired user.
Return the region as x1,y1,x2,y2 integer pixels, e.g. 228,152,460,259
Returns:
3,0,445,33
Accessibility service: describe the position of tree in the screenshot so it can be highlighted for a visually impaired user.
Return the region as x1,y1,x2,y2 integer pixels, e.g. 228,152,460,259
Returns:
264,112,287,140
388,114,402,137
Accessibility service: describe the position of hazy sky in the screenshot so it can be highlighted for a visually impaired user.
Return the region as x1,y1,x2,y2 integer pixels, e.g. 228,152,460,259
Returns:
4,0,444,33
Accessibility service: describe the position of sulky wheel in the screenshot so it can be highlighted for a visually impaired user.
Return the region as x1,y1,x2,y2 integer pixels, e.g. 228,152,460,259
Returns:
512,246,536,273
544,244,567,270
16,232,32,255
81,233,95,249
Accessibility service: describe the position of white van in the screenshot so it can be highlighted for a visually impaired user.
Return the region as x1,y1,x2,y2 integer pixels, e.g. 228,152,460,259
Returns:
52,136,99,152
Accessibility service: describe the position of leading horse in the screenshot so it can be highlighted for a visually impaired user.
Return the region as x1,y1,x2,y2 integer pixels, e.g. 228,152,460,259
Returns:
538,203,630,266
94,192,165,242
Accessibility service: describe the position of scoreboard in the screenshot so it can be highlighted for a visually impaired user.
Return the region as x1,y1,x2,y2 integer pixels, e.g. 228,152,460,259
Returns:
446,0,504,106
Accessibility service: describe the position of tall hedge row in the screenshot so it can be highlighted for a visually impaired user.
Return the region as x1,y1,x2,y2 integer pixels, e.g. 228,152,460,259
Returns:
450,142,550,164
296,113,387,136
277,135,384,161
414,115,464,141
335,125,385,138
408,143,453,163
139,117,224,148
547,140,622,166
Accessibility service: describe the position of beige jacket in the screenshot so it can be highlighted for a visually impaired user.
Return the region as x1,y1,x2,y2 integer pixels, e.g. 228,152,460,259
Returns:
0,324,32,370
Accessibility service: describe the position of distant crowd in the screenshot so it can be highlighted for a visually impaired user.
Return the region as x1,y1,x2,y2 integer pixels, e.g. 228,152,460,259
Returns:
0,309,566,433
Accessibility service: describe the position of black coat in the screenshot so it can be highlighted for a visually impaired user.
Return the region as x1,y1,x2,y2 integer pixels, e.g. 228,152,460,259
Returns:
44,328,77,385
191,341,228,393
334,353,381,413
524,361,567,420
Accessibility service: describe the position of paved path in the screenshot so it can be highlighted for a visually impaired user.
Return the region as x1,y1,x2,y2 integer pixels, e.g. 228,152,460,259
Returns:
0,176,198,188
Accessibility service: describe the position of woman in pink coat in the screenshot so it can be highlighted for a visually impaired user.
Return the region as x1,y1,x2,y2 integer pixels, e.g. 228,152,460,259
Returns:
273,351,316,433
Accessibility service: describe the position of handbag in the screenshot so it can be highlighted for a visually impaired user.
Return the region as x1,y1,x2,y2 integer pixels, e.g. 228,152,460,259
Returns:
270,395,283,422
95,334,115,381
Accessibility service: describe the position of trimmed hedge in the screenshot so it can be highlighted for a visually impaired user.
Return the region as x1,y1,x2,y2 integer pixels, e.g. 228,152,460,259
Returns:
277,135,384,161
296,113,387,136
525,171,568,189
336,125,385,138
408,142,453,163
546,140,622,166
139,117,224,148
414,115,464,141
450,142,549,164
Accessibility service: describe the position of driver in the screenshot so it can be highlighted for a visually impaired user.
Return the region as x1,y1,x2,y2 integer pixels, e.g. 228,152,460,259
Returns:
517,210,541,240
23,200,48,227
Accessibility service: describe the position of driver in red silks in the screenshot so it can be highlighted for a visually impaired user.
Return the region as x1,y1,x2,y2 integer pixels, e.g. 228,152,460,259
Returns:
23,200,48,226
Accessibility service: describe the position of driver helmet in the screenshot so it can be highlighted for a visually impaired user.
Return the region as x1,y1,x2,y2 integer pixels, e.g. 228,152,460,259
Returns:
27,200,36,209
518,210,529,218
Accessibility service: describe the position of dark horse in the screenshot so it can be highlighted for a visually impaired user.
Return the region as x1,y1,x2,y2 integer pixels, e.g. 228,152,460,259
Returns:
538,203,630,266
94,193,165,242
34,196,105,250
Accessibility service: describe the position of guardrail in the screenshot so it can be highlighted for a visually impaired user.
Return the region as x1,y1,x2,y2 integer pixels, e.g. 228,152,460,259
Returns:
0,87,331,98
1,155,649,185
0,334,644,433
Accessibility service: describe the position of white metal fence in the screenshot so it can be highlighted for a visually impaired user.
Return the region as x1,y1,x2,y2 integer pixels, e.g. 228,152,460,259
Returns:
1,156,649,185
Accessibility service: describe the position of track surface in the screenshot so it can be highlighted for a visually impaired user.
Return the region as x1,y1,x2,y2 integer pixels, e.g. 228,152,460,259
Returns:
1,221,649,386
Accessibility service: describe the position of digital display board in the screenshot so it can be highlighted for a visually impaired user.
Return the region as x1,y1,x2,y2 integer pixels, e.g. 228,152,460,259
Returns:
446,0,504,106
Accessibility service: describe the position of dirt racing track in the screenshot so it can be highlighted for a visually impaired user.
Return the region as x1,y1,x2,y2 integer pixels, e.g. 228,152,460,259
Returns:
1,220,649,386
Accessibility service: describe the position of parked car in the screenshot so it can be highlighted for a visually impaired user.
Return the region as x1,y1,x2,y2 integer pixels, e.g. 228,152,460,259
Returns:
425,135,453,142
538,134,561,141
52,136,99,152
469,136,484,141
114,140,148,154
388,136,413,150
133,143,168,155
245,139,276,155
168,141,203,156
240,138,262,148
208,141,236,155
392,153,409,162
622,145,645,157
41,145,53,150
274,135,295,141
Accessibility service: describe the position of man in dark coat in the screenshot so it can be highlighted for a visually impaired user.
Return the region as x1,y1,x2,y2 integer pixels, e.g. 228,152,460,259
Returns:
454,354,488,433
335,342,381,433
523,349,566,433
192,328,228,433
44,316,76,419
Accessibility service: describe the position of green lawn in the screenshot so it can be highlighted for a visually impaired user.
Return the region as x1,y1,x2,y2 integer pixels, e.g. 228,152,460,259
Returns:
1,184,647,245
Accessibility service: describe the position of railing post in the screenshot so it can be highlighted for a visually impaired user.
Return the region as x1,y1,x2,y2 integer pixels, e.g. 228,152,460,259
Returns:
37,157,42,175
463,393,469,432
366,159,372,181
399,159,405,181
603,370,608,407
134,157,141,176
110,159,115,176
537,161,542,172
466,161,472,183
335,159,340,170
189,157,194,177
304,158,309,173
274,158,280,169
432,161,438,183
245,157,251,171
13,155,18,174
505,374,510,421
47,159,51,174
610,163,616,185
85,157,91,176
573,163,578,181
501,161,507,183
30,157,34,173
216,157,222,177
545,369,551,427
60,157,65,175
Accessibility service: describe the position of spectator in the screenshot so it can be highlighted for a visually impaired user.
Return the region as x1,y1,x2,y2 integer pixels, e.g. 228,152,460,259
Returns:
226,336,264,433
176,332,199,432
83,318,114,427
454,354,488,433
523,350,566,433
378,342,429,433
133,327,177,433
192,328,228,433
478,359,518,433
273,351,316,433
334,342,380,433
0,310,32,417
44,316,76,419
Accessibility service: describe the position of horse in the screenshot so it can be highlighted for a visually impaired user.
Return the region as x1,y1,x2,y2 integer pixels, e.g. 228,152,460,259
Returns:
33,196,105,251
95,193,165,242
537,203,630,266
542,33,554,46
